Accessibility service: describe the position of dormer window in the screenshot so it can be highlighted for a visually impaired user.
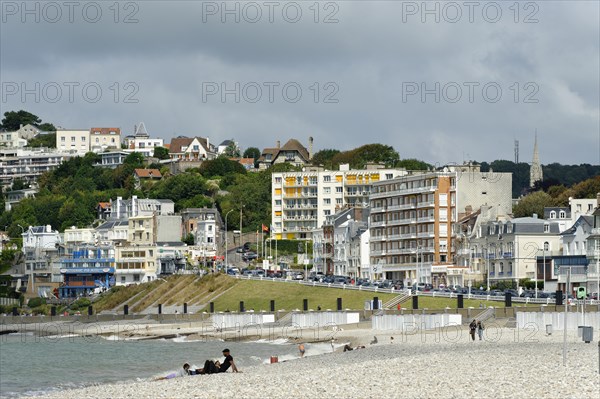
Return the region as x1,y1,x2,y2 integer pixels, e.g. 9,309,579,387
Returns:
543,223,550,233
550,211,556,219
506,223,513,234
559,211,566,218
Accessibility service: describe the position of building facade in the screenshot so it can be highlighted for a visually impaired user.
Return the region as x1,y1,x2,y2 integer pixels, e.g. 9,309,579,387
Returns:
369,165,512,287
272,165,405,240
56,129,90,154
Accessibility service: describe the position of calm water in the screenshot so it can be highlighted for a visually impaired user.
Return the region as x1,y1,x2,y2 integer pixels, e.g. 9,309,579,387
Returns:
0,333,312,398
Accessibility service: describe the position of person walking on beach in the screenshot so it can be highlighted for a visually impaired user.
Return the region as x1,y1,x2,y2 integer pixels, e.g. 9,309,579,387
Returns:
477,320,484,340
298,343,306,358
469,319,477,341
218,349,239,373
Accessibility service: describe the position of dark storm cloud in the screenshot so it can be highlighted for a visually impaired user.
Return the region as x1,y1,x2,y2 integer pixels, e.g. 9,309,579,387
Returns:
0,1,598,164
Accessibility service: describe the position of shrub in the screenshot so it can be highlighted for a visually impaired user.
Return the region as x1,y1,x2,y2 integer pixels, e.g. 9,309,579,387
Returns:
27,297,46,308
71,298,92,310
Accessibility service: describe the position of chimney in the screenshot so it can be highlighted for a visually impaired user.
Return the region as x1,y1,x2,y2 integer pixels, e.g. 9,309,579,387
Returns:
308,136,313,160
597,192,600,206
276,140,280,149
206,136,210,151
532,213,538,219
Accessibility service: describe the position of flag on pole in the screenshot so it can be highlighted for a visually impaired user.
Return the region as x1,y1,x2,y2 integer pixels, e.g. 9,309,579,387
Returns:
262,224,270,233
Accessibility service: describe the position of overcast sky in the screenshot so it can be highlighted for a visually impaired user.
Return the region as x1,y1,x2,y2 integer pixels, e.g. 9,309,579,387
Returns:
1,1,598,165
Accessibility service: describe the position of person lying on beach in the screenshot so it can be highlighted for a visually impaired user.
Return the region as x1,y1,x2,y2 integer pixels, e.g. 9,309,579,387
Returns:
196,359,221,375
155,363,193,380
343,344,366,352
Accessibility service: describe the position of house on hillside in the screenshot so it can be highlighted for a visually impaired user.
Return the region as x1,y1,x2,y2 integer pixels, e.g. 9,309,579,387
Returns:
133,168,162,189
168,136,217,172
90,128,121,153
257,138,313,169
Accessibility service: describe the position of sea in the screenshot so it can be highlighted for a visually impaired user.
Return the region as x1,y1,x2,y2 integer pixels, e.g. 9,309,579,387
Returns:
0,332,335,398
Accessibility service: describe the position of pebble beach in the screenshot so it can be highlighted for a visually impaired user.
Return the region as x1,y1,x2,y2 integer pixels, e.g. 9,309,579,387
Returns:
34,327,600,399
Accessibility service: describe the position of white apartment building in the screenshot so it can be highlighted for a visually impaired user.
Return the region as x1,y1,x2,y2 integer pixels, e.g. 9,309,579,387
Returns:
114,244,158,285
272,164,406,240
56,129,90,155
570,197,598,225
369,164,512,287
0,124,42,148
0,147,70,188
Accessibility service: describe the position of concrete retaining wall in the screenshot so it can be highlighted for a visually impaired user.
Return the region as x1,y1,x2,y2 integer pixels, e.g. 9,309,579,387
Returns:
516,311,600,331
291,311,360,328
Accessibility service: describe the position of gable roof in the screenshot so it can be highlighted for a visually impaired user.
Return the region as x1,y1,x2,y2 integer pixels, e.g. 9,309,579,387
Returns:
279,139,309,161
97,202,111,210
169,136,215,154
90,127,121,135
258,147,279,163
560,215,593,236
134,168,162,178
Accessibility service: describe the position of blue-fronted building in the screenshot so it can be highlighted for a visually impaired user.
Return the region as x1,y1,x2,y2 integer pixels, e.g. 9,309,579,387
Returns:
59,246,115,298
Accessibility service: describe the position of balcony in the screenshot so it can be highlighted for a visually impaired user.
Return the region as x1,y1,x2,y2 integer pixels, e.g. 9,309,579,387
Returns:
417,200,435,208
371,250,386,256
388,203,416,211
399,232,417,239
417,216,435,223
370,235,387,242
371,220,386,228
418,231,435,238
371,206,386,213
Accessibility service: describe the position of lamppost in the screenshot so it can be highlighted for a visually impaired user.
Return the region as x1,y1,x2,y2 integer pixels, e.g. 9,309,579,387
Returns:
485,237,490,292
224,210,234,268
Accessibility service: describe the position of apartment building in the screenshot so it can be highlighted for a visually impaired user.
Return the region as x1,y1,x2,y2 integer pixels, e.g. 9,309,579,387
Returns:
56,129,90,154
58,245,116,298
0,147,69,188
369,164,512,287
272,164,405,240
312,207,370,277
19,225,63,297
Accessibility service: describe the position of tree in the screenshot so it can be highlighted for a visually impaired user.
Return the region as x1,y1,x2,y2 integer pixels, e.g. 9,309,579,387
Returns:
153,146,170,160
0,110,55,131
512,191,555,218
223,142,241,157
330,144,400,169
199,158,246,179
311,149,340,168
395,158,432,171
26,133,56,148
243,147,261,163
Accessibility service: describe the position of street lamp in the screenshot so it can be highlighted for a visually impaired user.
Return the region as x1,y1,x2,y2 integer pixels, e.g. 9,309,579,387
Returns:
224,210,234,268
538,241,548,299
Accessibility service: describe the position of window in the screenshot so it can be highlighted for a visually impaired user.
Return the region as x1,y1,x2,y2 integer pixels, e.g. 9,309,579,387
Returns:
275,200,281,206
324,210,331,216
275,177,282,184
324,198,331,205
323,175,331,182
543,242,549,251
309,176,317,185
559,211,566,218
71,136,76,142
82,136,86,141
61,136,65,142
439,193,448,206
133,274,140,282
439,208,447,222
439,224,448,236
336,187,342,193
336,198,342,205
386,173,393,179
550,211,556,219
544,223,550,233
324,187,331,194
121,276,126,283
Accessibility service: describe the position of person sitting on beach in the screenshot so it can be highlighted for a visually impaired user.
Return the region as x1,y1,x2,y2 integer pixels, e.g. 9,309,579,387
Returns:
218,349,239,373
197,359,221,375
298,343,306,358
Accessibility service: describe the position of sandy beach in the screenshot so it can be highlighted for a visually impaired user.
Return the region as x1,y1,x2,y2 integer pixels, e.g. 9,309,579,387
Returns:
32,325,600,399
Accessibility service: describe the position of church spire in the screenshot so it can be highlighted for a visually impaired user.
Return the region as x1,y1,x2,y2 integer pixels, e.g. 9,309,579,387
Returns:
530,130,543,187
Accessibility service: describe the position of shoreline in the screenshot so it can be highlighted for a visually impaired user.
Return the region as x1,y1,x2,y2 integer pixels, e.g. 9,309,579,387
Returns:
4,321,599,399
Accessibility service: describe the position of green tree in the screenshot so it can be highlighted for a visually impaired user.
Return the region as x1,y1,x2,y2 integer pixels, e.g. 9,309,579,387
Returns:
27,132,56,148
148,173,210,211
11,179,26,191
513,191,555,218
311,149,340,168
153,146,170,160
243,147,261,163
330,144,399,169
0,110,55,131
395,158,432,171
199,158,247,179
223,142,241,157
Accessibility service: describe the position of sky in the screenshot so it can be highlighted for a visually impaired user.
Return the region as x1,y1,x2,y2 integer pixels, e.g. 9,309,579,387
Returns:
1,0,599,166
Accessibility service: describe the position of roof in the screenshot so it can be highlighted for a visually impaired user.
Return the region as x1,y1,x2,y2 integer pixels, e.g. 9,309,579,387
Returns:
97,202,111,209
258,147,279,162
134,122,148,137
560,215,593,236
219,140,234,147
168,137,214,154
544,207,571,218
90,128,121,135
134,168,162,178
96,220,129,230
279,139,309,161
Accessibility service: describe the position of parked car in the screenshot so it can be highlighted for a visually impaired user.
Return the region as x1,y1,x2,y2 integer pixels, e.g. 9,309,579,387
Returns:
242,252,258,261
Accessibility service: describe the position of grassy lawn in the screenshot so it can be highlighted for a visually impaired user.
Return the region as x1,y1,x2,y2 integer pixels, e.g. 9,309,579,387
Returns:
212,279,397,312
